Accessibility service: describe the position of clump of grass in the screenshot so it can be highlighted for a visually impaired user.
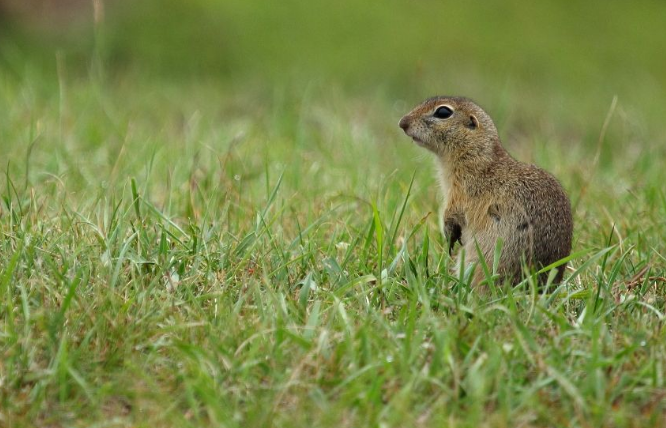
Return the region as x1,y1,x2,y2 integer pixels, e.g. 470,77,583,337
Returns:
1,68,664,427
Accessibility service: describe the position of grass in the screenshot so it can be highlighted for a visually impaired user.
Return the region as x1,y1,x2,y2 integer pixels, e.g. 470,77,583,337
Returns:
1,1,666,427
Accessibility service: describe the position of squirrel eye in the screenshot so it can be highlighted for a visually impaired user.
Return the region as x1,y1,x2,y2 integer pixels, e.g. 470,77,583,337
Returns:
433,106,454,119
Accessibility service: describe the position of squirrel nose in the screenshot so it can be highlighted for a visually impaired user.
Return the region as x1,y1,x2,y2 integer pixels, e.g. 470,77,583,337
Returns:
399,116,410,131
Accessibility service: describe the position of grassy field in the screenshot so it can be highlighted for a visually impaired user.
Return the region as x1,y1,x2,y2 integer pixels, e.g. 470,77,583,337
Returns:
1,1,666,427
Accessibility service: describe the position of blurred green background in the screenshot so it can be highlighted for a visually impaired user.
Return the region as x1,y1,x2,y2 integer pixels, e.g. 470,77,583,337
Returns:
2,0,665,197
2,0,665,103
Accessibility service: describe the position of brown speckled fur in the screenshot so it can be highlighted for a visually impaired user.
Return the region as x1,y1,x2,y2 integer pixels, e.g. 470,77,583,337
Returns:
399,96,573,286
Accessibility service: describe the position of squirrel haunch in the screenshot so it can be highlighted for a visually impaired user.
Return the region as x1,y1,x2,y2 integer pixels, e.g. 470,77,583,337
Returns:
399,96,573,286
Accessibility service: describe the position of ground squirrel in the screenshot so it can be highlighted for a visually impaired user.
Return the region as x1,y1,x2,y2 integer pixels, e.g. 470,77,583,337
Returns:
399,96,573,286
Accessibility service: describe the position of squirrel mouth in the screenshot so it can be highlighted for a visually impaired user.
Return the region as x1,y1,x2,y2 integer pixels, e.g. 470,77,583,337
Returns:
410,136,426,146
403,128,427,148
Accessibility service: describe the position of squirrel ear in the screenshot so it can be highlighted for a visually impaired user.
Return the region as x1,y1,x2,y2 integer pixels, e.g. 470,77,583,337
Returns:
466,114,479,130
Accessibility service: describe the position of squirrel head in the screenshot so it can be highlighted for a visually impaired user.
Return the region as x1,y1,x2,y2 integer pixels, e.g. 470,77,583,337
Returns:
399,96,500,160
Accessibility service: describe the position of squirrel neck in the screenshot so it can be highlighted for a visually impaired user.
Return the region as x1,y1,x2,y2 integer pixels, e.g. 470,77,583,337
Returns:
436,136,512,194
